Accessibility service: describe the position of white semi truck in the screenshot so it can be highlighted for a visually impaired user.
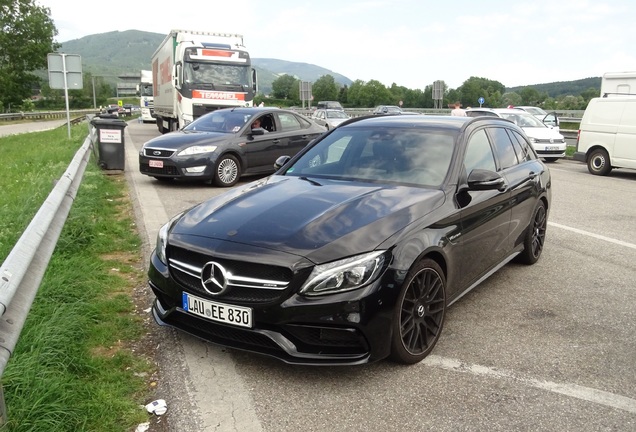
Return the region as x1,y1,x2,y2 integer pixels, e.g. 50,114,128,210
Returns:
151,29,257,133
138,70,154,123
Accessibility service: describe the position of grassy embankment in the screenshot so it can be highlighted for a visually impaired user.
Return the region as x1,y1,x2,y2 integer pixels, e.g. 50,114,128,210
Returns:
0,124,155,431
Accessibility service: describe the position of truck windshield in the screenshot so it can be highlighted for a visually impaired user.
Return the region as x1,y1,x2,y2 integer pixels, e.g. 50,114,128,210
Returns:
183,62,250,88
140,84,153,97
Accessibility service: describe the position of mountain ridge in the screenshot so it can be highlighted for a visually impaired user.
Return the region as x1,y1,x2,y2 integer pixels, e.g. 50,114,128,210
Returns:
58,30,601,97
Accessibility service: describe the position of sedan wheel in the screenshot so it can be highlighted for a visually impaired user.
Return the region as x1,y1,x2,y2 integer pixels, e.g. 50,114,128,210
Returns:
515,201,547,265
214,155,240,187
390,258,446,364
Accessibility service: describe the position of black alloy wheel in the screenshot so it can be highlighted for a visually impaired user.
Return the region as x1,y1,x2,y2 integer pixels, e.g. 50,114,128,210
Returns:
516,201,547,265
390,258,446,364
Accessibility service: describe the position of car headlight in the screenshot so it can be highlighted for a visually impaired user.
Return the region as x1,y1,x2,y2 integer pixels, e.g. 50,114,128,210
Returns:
177,145,218,156
299,251,387,296
155,212,184,265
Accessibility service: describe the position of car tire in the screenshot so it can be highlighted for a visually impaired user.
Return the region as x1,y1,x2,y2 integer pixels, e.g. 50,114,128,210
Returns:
214,154,240,187
389,258,446,364
587,148,612,176
515,200,547,265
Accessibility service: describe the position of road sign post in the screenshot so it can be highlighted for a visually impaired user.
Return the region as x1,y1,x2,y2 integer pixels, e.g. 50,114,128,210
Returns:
47,53,83,139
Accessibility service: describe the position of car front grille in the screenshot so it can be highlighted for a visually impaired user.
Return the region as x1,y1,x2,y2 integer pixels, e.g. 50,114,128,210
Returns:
144,148,175,157
167,245,294,304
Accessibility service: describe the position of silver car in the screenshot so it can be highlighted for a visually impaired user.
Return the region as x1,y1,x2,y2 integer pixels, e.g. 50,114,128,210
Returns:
311,109,350,130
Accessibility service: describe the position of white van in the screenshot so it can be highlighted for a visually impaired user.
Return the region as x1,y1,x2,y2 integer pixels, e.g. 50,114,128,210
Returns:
574,97,636,175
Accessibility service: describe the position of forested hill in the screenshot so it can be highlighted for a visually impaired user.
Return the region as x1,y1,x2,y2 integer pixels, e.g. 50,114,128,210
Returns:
58,30,352,95
59,29,600,96
507,77,601,97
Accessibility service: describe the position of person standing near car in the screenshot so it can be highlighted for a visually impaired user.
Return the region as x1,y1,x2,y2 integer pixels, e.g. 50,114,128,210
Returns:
451,102,466,116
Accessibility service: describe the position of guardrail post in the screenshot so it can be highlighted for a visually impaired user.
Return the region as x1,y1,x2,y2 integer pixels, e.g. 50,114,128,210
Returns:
0,384,6,426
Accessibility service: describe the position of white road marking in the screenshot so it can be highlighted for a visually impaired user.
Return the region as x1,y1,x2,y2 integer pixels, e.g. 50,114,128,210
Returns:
548,221,636,250
423,355,636,414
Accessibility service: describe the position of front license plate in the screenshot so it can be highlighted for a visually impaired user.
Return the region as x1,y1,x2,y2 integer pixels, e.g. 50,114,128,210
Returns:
149,160,164,168
545,146,560,151
182,292,252,328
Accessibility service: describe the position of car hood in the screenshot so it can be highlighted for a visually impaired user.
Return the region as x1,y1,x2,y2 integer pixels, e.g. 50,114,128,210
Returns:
171,176,445,264
143,130,232,150
520,127,564,140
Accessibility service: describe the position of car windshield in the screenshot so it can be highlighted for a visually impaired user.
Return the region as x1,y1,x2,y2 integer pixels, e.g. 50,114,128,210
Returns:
326,111,349,119
520,107,547,116
283,126,456,187
183,111,254,133
499,113,545,128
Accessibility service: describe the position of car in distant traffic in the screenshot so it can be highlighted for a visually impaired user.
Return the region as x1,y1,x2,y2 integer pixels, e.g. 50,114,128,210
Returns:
512,106,560,130
466,108,566,162
139,107,326,187
316,101,344,111
372,105,418,115
311,109,350,130
147,114,551,365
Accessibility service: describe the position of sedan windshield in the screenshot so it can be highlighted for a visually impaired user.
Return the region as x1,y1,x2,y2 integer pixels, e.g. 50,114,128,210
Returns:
183,111,254,133
285,126,456,187
499,113,546,128
327,111,349,119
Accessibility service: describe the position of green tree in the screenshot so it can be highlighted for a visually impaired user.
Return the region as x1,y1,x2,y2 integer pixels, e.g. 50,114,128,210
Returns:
271,74,299,100
0,0,59,111
458,76,505,108
502,92,522,107
312,75,339,102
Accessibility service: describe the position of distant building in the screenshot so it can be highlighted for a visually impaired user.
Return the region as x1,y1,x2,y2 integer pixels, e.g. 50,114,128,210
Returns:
117,72,140,97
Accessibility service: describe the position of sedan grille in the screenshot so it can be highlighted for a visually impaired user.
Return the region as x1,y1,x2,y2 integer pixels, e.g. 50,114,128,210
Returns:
144,148,175,157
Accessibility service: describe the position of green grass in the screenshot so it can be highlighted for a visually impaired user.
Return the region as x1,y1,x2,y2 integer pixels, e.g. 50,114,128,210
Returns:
0,125,154,431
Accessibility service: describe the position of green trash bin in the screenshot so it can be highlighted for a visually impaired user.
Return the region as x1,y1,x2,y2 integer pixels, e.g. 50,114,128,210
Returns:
90,115,128,170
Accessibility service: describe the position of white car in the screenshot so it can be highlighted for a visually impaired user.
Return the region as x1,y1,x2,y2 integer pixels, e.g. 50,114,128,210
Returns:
465,108,566,162
513,106,560,131
311,109,350,130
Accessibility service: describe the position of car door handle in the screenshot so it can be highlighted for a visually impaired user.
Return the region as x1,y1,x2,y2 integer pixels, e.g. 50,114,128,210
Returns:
272,139,281,144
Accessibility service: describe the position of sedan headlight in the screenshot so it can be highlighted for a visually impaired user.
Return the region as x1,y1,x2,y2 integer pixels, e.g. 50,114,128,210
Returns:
155,212,184,265
177,145,218,156
299,251,387,296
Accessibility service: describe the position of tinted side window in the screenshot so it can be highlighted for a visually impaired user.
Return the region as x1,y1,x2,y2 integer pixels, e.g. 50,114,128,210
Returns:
488,127,518,169
509,130,537,161
464,129,496,173
277,113,302,132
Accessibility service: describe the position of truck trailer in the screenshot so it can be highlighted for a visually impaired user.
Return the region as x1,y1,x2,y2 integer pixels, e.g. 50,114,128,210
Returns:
152,30,257,133
138,70,154,123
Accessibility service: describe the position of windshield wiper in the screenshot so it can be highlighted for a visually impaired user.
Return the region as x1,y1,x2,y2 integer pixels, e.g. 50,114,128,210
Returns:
299,176,322,186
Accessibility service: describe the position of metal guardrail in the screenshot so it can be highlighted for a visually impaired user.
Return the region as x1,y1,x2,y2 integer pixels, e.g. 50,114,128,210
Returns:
0,129,94,425
0,109,98,122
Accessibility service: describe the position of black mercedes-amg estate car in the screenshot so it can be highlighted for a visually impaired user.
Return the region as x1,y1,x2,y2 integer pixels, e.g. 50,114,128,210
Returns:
147,114,551,365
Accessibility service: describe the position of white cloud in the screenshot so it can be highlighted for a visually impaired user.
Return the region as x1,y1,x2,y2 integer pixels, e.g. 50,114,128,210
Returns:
36,0,636,90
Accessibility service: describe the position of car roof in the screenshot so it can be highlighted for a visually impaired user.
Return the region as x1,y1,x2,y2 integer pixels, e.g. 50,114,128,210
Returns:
338,114,512,131
467,108,535,115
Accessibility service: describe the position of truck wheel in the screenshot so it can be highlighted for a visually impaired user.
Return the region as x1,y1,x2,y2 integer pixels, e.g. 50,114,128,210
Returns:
587,148,612,176
214,155,240,187
157,118,168,134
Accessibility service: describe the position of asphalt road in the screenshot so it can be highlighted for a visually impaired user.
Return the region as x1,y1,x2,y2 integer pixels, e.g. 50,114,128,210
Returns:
122,120,636,432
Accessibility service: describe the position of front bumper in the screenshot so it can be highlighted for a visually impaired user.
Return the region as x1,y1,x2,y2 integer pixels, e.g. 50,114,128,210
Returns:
148,252,399,365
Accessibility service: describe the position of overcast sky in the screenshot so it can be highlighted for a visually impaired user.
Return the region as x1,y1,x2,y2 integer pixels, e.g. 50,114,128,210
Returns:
37,0,636,90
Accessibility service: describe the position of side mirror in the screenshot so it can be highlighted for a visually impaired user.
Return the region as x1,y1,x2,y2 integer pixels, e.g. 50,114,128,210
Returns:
466,169,506,191
274,155,291,170
250,128,265,136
